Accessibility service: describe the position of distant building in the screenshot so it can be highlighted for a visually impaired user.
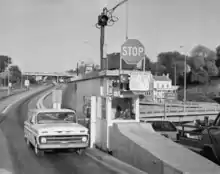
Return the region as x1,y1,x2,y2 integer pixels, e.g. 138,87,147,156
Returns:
152,74,178,103
106,53,140,70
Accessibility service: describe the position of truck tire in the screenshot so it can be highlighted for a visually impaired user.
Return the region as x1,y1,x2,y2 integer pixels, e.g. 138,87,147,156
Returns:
76,148,85,155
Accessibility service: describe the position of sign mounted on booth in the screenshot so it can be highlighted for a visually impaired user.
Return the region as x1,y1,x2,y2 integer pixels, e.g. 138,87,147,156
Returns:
129,72,151,91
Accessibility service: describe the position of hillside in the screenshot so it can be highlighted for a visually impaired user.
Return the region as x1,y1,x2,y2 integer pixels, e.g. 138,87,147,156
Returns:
178,79,220,103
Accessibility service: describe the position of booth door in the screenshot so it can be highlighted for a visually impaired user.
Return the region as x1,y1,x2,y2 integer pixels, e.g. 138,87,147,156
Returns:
95,96,109,151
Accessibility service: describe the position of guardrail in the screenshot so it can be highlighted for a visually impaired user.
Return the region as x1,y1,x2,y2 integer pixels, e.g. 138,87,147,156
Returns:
140,105,220,115
140,101,219,107
140,108,220,115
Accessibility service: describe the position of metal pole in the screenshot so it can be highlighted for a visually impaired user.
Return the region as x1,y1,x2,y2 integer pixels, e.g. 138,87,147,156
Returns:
100,26,105,70
76,62,79,76
143,57,146,71
20,73,23,89
103,43,108,70
174,64,176,86
7,59,10,96
164,103,166,120
125,1,128,40
183,54,187,112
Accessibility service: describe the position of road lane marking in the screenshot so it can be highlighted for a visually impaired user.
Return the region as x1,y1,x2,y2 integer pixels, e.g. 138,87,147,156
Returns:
1,86,52,114
2,97,24,114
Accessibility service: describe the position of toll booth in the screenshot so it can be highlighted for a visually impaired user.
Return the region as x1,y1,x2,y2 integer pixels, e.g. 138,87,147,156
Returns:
65,70,153,151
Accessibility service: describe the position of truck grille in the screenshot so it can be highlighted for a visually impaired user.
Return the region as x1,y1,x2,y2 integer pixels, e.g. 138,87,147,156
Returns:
40,135,88,144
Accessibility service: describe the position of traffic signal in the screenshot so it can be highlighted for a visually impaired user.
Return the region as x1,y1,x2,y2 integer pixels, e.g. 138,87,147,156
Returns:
98,14,109,27
119,74,130,91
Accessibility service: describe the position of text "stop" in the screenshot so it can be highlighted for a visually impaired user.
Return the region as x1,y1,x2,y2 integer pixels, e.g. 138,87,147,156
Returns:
122,46,144,57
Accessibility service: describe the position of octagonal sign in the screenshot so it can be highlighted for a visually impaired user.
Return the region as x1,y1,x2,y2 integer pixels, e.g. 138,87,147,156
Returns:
121,39,145,65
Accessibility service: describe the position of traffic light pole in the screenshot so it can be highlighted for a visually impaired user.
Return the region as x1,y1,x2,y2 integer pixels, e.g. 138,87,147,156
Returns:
96,0,128,71
100,26,105,70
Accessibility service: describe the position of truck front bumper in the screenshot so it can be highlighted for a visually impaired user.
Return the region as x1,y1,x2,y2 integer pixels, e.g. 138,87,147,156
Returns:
38,142,89,150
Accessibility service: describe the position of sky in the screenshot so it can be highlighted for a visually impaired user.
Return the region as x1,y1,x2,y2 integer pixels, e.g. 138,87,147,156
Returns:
0,0,220,72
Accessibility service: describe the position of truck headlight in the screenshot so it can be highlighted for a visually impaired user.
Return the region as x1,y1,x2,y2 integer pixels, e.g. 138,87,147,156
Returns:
82,136,87,142
40,137,47,143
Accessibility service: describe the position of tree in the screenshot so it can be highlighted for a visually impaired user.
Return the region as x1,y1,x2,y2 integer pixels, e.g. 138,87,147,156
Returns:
66,69,76,74
157,51,188,83
148,62,166,75
0,55,12,72
215,45,220,76
9,65,21,83
190,45,218,77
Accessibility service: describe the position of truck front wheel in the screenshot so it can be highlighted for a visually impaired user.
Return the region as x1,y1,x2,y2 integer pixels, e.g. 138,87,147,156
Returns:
76,148,85,155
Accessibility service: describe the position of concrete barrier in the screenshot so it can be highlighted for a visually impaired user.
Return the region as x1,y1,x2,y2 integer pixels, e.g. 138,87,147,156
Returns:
36,85,62,109
109,122,220,174
37,91,53,109
61,84,220,173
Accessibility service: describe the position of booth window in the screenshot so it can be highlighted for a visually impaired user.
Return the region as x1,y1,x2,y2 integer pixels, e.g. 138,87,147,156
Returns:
111,97,135,120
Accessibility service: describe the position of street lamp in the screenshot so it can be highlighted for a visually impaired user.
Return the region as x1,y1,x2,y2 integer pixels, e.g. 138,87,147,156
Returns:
96,0,128,70
76,60,85,76
20,71,23,89
7,65,11,96
180,46,187,112
172,63,177,86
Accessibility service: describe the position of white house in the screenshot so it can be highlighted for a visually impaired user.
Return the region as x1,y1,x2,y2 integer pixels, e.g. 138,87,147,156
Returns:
152,74,178,103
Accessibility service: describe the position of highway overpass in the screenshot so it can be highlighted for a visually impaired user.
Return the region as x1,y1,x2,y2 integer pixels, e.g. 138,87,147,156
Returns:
23,72,74,77
23,72,76,82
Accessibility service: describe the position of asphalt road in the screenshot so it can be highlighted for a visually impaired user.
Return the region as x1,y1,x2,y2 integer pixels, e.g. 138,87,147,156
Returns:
0,94,117,174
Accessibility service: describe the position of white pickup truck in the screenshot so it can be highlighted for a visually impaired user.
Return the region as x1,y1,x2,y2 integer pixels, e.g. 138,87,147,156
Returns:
24,108,89,156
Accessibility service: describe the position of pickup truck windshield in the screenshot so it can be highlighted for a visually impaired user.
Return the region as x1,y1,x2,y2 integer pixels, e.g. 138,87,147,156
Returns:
37,112,77,124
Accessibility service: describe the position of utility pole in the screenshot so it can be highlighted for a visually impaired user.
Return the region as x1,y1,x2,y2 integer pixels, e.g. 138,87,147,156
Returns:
7,58,10,96
184,54,187,111
20,72,23,89
125,1,128,41
173,63,176,86
96,0,128,70
180,46,187,112
100,24,105,70
76,62,79,76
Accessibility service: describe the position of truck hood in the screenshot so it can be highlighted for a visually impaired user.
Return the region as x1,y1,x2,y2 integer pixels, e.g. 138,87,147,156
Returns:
33,123,88,134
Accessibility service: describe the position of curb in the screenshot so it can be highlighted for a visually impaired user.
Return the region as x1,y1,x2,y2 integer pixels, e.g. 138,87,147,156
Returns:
85,152,128,174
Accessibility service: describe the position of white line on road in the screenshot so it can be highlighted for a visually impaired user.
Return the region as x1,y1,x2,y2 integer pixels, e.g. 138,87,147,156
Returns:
2,96,24,114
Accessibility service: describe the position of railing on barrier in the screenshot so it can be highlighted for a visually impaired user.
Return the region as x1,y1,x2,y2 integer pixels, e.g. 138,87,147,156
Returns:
140,106,220,114
140,101,220,107
140,106,220,115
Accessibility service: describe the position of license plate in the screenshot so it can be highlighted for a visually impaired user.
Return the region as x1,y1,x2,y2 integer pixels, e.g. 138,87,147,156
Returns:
59,143,72,147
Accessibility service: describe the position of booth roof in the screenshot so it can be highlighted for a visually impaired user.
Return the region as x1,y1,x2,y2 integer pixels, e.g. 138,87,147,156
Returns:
70,70,152,82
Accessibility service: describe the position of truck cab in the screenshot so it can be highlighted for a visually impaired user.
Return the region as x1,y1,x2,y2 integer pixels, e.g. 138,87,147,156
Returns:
200,113,220,163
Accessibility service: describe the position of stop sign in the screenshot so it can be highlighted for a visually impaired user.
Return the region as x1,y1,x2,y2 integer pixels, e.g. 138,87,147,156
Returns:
121,39,145,65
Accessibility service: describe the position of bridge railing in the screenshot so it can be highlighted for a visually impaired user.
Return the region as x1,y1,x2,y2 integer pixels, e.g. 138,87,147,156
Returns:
140,101,219,107
140,106,220,115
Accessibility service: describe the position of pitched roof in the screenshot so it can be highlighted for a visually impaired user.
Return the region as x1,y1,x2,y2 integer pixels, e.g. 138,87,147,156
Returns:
153,75,171,81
